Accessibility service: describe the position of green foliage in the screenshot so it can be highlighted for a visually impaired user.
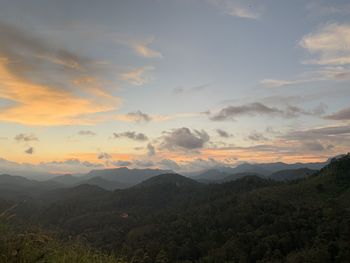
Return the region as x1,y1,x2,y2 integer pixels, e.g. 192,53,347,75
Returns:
0,235,116,263
0,220,123,263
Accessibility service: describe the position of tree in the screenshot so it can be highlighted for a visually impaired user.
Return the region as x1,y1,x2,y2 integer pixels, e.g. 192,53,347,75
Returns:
155,250,169,263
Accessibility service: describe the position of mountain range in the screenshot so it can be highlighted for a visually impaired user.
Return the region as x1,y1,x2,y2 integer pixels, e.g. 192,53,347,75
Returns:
190,159,329,182
1,153,350,262
0,159,333,192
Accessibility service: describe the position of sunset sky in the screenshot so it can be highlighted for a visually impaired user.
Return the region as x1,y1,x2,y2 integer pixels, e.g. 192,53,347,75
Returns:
0,0,350,175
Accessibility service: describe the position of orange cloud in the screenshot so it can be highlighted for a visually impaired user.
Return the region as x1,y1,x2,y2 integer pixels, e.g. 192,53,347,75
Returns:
0,58,120,125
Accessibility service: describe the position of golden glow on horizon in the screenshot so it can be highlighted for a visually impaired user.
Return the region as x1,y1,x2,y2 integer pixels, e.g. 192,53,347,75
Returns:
2,150,330,173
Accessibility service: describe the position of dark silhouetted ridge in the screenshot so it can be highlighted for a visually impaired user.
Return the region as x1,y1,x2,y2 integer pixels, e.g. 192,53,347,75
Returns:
269,168,317,181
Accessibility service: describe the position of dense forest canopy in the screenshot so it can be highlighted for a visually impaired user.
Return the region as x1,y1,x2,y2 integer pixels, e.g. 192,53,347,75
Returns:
1,154,350,262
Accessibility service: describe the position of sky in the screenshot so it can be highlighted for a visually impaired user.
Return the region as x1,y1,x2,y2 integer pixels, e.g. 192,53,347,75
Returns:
0,0,350,175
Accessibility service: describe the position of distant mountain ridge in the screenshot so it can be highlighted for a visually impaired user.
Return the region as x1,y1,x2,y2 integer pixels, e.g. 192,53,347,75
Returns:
0,174,61,190
219,160,327,175
0,159,333,191
46,167,174,190
0,174,63,201
192,159,329,182
42,160,332,188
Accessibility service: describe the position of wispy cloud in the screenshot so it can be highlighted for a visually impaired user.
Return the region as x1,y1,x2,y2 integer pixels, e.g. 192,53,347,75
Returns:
131,37,162,58
210,102,326,121
120,66,154,86
210,103,281,121
285,125,350,139
325,106,350,120
261,23,350,88
115,35,162,58
78,130,96,136
247,132,268,142
125,110,152,123
261,78,319,88
173,84,209,95
113,131,148,141
14,133,39,142
207,0,262,19
300,23,350,66
114,112,199,123
265,123,348,155
262,66,350,87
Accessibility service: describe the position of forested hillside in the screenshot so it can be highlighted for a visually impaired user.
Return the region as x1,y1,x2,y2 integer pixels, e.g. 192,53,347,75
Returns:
1,154,350,262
